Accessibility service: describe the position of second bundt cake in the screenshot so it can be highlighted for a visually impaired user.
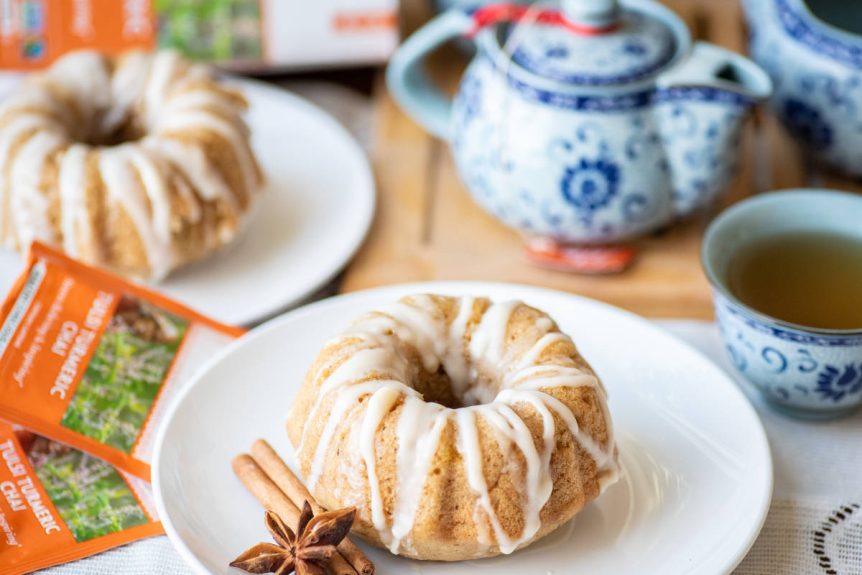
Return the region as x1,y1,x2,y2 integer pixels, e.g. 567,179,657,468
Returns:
0,49,263,280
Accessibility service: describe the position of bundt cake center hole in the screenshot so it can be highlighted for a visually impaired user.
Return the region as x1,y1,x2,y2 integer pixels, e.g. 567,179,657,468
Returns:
413,365,498,409
414,367,464,409
76,112,146,147
93,122,145,146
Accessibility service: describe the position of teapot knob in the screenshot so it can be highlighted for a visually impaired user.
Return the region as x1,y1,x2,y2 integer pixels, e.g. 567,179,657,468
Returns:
561,0,620,28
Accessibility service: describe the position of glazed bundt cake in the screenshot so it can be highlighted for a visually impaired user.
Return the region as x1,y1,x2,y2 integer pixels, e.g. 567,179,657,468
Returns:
287,294,619,561
0,49,263,280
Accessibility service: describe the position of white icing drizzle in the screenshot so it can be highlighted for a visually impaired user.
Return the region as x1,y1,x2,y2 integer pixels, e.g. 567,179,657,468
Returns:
102,51,151,135
444,296,475,395
58,144,92,259
515,389,612,468
126,148,174,249
0,114,58,243
359,386,402,546
170,168,203,222
295,296,619,557
0,49,259,278
306,380,417,490
45,51,112,129
9,131,63,247
98,145,175,279
468,301,519,365
297,344,409,455
0,88,64,123
455,407,517,552
517,332,569,368
479,402,552,553
0,115,55,172
144,51,182,128
161,90,244,123
504,365,598,391
363,298,447,372
389,397,448,553
142,136,236,209
155,110,258,199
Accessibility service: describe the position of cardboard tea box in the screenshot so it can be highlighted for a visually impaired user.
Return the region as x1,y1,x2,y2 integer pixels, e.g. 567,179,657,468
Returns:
0,0,398,70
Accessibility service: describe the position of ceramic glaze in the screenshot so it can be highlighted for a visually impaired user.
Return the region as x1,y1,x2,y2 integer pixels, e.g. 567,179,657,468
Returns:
435,0,534,14
702,190,862,420
743,0,862,177
509,11,677,85
714,294,862,417
388,0,772,244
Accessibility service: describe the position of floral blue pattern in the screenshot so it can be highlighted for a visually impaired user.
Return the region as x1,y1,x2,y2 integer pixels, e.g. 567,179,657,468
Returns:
456,73,482,125
713,292,862,415
560,158,621,216
780,98,834,148
500,67,755,112
816,364,862,402
544,44,569,59
447,51,757,244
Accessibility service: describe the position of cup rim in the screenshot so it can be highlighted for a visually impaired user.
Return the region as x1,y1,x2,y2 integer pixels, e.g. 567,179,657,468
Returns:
701,188,862,337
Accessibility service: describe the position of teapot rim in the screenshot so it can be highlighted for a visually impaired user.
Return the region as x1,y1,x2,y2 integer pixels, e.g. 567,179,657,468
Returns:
472,0,692,95
774,0,862,70
781,0,862,46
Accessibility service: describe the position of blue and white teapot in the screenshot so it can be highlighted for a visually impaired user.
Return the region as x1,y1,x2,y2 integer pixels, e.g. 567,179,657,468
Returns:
387,0,772,244
743,0,862,177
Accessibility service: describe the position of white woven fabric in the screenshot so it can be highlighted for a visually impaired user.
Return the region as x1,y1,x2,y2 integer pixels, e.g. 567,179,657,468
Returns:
34,320,862,574
38,538,190,575
668,321,862,575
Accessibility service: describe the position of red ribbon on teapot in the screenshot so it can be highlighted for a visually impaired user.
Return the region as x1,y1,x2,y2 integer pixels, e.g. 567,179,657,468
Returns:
468,4,621,38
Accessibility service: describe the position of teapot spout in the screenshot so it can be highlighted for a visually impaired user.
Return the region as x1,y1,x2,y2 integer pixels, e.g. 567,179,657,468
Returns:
654,42,771,218
657,41,773,101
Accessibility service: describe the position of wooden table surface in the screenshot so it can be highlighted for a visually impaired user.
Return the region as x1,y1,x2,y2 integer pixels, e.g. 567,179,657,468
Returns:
340,0,862,319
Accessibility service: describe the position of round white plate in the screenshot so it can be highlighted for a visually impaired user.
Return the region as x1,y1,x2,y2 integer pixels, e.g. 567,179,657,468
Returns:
0,76,375,325
153,282,772,575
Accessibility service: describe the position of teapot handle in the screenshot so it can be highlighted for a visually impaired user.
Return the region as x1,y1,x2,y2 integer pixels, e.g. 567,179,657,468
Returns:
657,41,772,100
386,11,474,140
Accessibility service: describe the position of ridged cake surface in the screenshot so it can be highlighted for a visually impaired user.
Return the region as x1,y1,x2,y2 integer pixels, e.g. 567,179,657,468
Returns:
0,49,263,279
287,294,619,561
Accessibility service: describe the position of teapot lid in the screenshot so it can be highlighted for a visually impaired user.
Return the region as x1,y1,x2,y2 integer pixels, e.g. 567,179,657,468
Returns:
487,0,681,86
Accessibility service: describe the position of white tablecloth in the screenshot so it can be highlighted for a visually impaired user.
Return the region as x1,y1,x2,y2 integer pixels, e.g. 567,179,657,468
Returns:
36,320,862,575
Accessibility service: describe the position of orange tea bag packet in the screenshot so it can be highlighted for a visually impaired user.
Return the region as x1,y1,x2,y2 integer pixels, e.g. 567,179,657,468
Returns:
0,422,163,575
0,243,245,480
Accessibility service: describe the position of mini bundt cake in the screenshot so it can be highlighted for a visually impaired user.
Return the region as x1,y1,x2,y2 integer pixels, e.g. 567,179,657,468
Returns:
287,294,619,561
0,49,263,280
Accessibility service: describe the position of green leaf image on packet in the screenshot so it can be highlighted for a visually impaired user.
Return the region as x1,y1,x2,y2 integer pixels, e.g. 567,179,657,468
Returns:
32,439,150,542
58,298,190,454
0,422,163,575
0,243,245,481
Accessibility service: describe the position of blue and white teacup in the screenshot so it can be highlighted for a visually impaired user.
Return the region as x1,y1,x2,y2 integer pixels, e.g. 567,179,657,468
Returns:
702,189,862,420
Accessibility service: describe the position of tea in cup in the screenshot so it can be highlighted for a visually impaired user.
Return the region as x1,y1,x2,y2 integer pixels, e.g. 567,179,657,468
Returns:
702,189,862,419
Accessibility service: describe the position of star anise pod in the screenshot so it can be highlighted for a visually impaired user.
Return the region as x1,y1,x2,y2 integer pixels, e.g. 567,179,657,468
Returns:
230,503,356,575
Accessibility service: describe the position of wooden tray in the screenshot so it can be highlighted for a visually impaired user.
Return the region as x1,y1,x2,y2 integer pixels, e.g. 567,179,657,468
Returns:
341,0,861,319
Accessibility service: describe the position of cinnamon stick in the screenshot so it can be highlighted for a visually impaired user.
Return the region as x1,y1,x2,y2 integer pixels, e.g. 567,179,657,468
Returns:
231,454,357,575
251,439,375,575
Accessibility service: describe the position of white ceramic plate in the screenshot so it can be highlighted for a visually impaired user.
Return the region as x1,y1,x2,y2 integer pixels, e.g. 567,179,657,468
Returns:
0,76,375,325
153,282,772,575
